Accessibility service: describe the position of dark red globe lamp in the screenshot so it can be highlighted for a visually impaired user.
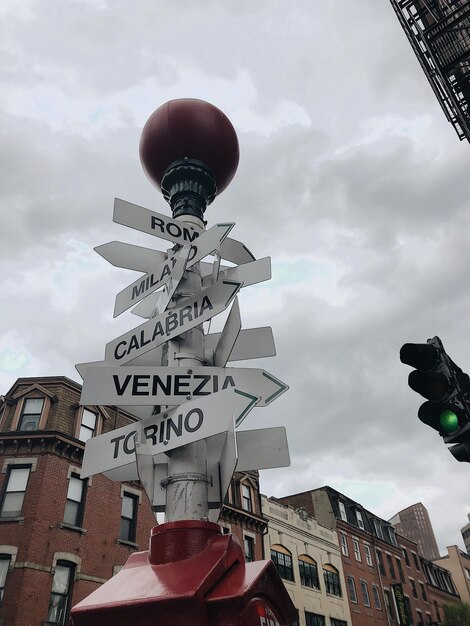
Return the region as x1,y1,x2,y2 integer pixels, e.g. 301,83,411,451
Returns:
139,98,240,221
70,100,296,626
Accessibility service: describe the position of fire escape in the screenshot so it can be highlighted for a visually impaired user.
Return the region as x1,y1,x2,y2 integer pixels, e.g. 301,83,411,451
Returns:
389,0,470,141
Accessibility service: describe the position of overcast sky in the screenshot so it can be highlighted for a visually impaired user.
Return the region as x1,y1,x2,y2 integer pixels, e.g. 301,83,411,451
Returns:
2,0,470,554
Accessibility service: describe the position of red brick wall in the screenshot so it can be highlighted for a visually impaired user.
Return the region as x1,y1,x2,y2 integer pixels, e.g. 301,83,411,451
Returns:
0,448,156,626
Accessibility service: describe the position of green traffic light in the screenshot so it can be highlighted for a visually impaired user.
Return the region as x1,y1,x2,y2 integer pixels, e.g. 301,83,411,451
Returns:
439,410,459,433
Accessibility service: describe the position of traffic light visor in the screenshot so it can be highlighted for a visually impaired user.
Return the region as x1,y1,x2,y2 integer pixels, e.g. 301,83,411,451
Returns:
400,343,439,370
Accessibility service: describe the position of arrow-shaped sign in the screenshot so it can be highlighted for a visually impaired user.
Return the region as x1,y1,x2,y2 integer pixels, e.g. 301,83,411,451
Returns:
104,279,242,365
113,245,189,318
132,257,271,320
94,425,290,488
204,326,276,363
81,388,258,479
95,241,168,273
114,198,254,265
80,364,288,408
213,298,241,367
114,223,234,318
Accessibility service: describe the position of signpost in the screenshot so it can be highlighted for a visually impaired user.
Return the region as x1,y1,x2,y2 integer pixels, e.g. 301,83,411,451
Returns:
81,364,288,409
104,279,242,365
71,98,296,626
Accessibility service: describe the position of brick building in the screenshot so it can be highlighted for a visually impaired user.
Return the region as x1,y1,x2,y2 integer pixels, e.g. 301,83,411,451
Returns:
278,487,460,626
0,376,158,625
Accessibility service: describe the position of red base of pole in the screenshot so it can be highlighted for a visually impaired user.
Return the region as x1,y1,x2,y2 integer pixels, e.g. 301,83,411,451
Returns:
71,520,297,626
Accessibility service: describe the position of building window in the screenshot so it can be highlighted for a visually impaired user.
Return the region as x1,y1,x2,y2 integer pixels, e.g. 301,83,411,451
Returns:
364,544,373,566
339,533,349,556
376,550,386,576
271,545,294,582
18,398,44,431
331,620,347,626
241,484,252,512
63,474,87,527
434,601,441,623
417,610,424,626
356,510,365,529
396,558,405,582
404,596,413,624
372,584,382,609
323,564,341,597
244,535,255,563
347,576,357,603
305,612,325,626
120,493,138,543
0,556,11,604
412,552,420,571
47,561,75,625
373,519,383,539
360,580,371,607
352,538,361,562
387,526,397,546
386,554,396,580
298,555,320,589
419,581,428,602
338,501,347,522
403,547,410,567
410,578,418,599
78,409,97,442
384,589,396,623
0,465,31,518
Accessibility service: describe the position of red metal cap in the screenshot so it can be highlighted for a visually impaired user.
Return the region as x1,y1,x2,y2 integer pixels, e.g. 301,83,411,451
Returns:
139,99,239,195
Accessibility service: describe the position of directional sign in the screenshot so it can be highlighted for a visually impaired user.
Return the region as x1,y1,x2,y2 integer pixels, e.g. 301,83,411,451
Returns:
213,298,241,367
113,245,190,318
131,257,269,320
205,326,276,363
95,241,168,273
114,198,255,265
76,325,275,383
104,279,242,365
115,223,234,318
80,388,258,479
99,426,289,490
202,257,271,291
81,364,288,408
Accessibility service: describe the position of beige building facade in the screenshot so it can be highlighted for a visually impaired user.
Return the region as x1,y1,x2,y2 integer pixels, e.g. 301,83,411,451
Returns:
433,545,470,604
262,495,352,626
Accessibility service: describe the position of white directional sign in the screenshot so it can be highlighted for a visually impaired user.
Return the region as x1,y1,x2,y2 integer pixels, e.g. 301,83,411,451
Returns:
204,326,276,363
81,388,258,479
104,279,242,365
94,241,167,273
213,298,241,367
80,364,288,409
113,245,190,317
95,425,290,491
114,198,255,265
114,223,234,317
76,325,275,384
131,257,270,320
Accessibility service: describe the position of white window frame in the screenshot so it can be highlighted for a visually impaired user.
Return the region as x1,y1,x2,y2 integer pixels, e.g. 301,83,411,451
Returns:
347,576,357,603
356,510,365,530
364,543,373,566
339,533,349,557
360,580,371,607
352,537,361,562
338,501,347,522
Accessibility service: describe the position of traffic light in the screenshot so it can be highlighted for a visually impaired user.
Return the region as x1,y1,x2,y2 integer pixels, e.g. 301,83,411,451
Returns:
400,336,470,462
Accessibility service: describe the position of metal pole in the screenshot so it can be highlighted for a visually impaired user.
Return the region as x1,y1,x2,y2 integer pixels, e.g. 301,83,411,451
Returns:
163,213,209,521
